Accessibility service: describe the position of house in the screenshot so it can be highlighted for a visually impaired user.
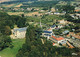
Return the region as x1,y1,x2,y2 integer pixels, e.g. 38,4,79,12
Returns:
58,19,70,25
50,25,56,29
62,30,69,34
27,8,33,11
54,12,60,15
74,9,80,12
67,32,80,39
11,27,27,39
53,43,55,46
42,31,53,39
48,28,53,32
51,35,65,43
70,14,80,19
51,8,56,12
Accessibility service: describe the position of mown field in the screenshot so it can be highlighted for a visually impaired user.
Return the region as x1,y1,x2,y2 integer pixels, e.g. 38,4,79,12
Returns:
7,12,24,15
2,3,22,8
0,39,25,57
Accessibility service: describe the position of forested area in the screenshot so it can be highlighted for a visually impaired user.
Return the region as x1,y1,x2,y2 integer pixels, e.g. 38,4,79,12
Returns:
21,1,58,8
0,11,26,35
0,34,12,51
16,25,80,57
0,11,26,50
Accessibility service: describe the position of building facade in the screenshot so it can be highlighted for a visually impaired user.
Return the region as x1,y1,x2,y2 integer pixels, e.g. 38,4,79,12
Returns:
11,27,27,39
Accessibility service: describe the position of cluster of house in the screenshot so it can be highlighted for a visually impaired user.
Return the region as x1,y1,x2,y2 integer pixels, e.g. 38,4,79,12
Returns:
42,24,68,46
67,32,80,40
70,14,80,19
41,23,75,48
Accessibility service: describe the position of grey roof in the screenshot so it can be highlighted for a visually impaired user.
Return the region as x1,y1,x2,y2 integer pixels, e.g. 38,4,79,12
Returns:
60,41,67,44
51,25,56,28
43,31,52,33
14,27,27,32
63,30,69,34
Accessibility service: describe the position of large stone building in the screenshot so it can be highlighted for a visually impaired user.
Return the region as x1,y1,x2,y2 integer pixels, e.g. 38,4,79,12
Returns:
11,27,27,39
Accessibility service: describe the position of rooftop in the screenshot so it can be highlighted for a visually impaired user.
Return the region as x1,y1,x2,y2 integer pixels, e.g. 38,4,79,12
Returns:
48,28,52,31
14,27,27,32
51,25,56,28
43,31,52,33
52,36,64,41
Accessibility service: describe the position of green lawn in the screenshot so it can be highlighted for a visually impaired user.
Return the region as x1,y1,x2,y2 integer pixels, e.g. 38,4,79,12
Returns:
0,39,25,57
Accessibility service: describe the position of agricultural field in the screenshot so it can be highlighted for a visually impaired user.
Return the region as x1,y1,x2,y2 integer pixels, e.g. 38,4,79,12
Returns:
15,4,22,7
4,4,15,7
7,12,24,15
0,39,25,57
25,12,39,16
1,3,22,8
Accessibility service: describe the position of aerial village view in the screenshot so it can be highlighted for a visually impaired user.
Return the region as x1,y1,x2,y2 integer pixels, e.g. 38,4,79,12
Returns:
0,0,80,57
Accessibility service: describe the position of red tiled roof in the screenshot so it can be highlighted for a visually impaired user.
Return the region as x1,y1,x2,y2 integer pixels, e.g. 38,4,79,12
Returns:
75,10,80,12
52,36,64,41
48,28,52,31
53,43,55,45
68,32,80,39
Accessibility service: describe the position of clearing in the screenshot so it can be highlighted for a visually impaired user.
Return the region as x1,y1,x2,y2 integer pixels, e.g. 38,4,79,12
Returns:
0,39,25,57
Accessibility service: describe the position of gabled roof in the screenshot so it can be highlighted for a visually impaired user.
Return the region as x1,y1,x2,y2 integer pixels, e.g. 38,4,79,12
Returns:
52,36,64,41
75,10,80,12
63,30,69,34
53,43,55,45
14,27,27,32
48,28,52,31
51,25,56,28
43,31,52,33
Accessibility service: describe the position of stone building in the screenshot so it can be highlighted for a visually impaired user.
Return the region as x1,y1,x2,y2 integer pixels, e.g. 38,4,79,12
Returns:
11,27,27,39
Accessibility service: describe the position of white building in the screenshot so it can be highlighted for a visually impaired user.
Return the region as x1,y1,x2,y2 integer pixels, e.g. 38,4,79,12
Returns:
11,27,27,39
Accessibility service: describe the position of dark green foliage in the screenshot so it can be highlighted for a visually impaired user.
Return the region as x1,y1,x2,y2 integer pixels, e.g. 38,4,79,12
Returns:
21,1,58,8
9,45,14,49
63,5,75,13
64,14,80,23
0,11,27,35
56,5,75,14
0,34,12,51
53,29,62,35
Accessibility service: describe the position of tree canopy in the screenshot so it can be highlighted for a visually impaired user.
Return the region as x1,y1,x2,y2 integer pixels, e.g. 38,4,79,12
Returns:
0,11,27,35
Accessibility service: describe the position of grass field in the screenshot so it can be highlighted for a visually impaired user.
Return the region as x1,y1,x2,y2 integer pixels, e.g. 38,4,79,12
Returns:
15,4,23,7
0,39,25,57
7,12,24,15
4,4,15,7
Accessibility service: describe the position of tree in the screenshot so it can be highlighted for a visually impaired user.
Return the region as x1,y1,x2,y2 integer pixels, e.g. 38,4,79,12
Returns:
61,5,75,14
4,26,11,35
0,34,12,50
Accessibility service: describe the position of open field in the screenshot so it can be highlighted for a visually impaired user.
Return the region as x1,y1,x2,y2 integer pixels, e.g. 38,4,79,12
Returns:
25,12,39,16
0,39,25,57
15,4,22,7
1,3,22,7
0,0,10,3
7,12,24,15
7,11,42,16
4,4,15,7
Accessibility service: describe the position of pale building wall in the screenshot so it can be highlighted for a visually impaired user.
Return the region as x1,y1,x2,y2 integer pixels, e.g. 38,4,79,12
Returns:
14,31,26,38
